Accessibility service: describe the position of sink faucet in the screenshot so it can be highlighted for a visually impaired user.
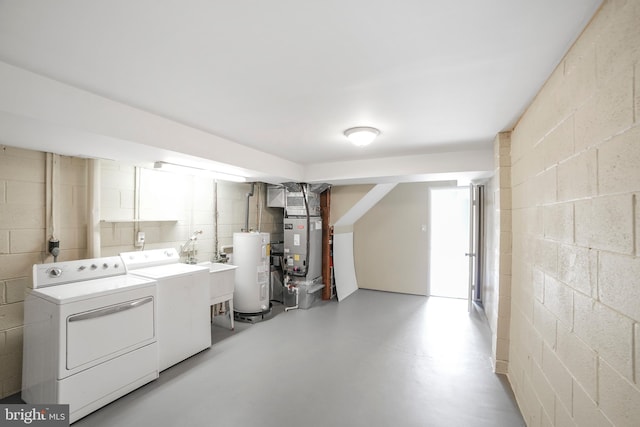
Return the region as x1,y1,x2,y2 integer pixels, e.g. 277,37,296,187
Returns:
181,230,203,264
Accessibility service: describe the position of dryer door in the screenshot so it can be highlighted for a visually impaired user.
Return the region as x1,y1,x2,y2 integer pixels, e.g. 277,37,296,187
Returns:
66,295,155,372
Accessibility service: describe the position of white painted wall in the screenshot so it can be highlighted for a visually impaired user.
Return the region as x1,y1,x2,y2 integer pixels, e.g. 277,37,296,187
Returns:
305,149,494,184
331,184,396,300
330,185,374,231
331,181,466,297
353,183,431,295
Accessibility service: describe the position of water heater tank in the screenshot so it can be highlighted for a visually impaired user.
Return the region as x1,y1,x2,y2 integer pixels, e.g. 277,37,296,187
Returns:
233,232,270,314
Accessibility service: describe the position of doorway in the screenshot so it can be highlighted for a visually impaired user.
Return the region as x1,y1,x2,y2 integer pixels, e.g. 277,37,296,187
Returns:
429,187,470,298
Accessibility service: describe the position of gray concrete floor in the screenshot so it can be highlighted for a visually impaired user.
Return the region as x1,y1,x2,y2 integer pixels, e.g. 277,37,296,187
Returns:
9,290,525,426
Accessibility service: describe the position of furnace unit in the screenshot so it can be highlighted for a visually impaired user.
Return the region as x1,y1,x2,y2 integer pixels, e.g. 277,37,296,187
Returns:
269,183,330,309
284,217,322,279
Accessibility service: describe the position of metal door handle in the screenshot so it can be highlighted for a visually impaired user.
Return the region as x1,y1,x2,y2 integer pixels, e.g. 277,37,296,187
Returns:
68,297,153,322
465,253,476,257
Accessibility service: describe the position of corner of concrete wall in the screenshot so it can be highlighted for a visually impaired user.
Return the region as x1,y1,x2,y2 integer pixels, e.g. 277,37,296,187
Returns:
485,132,513,374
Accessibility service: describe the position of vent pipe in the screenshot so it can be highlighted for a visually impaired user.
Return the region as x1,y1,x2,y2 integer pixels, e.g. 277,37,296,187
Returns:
244,183,255,232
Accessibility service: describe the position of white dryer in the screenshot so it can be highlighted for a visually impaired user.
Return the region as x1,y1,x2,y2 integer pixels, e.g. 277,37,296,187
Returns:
22,256,158,424
121,248,211,371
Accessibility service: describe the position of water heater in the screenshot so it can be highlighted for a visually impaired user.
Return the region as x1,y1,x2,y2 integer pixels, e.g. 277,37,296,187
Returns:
233,232,270,314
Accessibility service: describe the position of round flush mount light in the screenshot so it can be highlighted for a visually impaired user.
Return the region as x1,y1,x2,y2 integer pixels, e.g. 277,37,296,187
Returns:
344,126,380,147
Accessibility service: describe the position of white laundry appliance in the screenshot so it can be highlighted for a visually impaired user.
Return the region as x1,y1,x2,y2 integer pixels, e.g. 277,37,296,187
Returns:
120,248,211,371
22,256,159,424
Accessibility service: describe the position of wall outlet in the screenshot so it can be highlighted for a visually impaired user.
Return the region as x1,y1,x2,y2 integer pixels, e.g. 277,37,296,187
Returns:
136,231,145,247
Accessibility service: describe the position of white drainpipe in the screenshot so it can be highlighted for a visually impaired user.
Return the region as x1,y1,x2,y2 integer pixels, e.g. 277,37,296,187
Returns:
87,159,101,258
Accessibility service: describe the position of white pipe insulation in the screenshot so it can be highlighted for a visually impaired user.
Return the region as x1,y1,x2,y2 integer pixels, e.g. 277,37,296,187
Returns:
213,180,221,260
44,153,60,262
87,159,101,258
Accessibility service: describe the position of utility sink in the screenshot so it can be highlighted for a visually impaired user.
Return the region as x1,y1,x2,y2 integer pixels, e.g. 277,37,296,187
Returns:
198,262,238,330
199,262,238,299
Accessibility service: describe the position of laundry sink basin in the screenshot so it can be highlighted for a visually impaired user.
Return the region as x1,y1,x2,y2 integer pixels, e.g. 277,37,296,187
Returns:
198,262,238,300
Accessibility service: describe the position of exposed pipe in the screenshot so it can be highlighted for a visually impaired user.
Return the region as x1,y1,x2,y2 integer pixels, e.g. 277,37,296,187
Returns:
243,182,255,232
133,166,142,250
181,230,203,264
284,277,299,312
45,153,60,262
87,159,101,258
256,182,263,232
181,230,203,250
213,180,219,260
300,183,311,277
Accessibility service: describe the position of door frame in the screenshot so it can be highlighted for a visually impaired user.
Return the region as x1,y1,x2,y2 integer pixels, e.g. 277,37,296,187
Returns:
467,183,485,310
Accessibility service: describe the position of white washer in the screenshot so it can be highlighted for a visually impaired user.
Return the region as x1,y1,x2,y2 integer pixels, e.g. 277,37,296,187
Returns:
22,256,158,424
121,248,211,371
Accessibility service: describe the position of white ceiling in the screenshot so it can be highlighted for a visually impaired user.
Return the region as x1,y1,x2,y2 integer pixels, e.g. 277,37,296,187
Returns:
0,0,602,184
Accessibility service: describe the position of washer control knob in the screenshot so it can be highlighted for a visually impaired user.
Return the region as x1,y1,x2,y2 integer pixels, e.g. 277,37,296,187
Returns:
90,264,98,270
114,263,120,269
77,265,86,271
103,263,109,269
47,267,62,277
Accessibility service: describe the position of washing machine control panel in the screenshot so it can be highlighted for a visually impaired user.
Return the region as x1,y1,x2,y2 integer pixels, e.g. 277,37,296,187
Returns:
120,248,180,270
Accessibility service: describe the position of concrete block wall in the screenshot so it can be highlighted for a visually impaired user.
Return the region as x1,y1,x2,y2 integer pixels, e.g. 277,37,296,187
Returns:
55,156,89,261
507,1,640,425
0,148,87,397
483,133,513,374
482,173,497,335
99,161,136,255
0,146,43,398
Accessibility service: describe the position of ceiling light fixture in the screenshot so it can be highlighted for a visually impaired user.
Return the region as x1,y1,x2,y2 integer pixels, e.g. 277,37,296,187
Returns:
344,126,380,147
153,161,247,182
